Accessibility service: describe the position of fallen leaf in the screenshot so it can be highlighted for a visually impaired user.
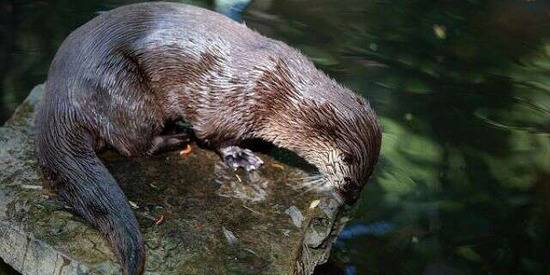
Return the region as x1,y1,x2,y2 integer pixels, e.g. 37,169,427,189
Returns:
179,144,193,157
155,215,165,225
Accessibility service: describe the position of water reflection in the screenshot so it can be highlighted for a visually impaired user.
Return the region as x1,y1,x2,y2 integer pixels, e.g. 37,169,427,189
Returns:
1,0,549,274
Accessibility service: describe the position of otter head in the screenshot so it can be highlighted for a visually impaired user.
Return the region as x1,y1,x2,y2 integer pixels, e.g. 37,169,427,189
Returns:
296,95,382,204
254,59,381,204
259,86,381,204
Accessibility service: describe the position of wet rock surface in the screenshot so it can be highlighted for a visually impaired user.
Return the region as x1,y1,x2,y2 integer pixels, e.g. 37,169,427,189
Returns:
0,85,349,274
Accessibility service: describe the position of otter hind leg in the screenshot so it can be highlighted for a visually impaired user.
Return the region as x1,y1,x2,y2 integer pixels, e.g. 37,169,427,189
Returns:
220,146,264,171
36,120,145,275
147,133,191,155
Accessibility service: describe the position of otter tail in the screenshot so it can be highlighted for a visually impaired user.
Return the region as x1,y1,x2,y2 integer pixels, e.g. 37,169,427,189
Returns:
36,117,145,275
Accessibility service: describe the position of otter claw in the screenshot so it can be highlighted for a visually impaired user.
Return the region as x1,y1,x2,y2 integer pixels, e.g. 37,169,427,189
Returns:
220,146,264,171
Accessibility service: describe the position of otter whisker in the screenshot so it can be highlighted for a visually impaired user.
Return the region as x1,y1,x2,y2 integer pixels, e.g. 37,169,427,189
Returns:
302,176,324,183
301,174,326,184
295,173,334,195
301,174,323,181
299,181,334,196
301,177,326,187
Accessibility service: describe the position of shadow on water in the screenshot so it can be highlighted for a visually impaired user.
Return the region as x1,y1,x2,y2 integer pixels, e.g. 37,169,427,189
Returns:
1,0,550,274
0,257,17,275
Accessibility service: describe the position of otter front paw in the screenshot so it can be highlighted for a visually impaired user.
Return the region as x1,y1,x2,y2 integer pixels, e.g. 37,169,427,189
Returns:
147,133,191,155
220,146,264,171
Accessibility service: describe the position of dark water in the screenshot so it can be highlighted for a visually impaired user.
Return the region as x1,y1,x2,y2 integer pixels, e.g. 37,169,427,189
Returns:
0,258,16,275
1,0,549,274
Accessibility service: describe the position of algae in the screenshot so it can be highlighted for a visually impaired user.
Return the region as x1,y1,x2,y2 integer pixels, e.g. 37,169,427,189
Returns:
0,85,349,274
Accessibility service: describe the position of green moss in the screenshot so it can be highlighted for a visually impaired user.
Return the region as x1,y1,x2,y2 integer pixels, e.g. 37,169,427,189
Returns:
0,85,348,274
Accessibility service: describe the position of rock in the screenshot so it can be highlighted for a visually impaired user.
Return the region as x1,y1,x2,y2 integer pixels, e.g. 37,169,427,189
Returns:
0,85,349,274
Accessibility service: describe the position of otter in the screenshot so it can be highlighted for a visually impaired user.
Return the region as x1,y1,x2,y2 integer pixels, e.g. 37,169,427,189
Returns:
36,2,381,274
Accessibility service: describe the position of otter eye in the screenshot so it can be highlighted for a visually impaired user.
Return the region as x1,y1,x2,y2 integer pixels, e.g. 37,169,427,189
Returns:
341,153,354,164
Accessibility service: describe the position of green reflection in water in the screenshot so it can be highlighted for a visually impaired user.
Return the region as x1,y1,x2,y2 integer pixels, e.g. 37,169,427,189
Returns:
1,0,549,274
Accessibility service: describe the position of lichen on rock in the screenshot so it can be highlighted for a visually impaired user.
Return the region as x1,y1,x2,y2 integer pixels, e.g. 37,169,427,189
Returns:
0,85,349,274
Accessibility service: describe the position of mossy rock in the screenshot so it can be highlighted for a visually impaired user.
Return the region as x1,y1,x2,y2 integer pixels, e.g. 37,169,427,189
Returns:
0,85,349,274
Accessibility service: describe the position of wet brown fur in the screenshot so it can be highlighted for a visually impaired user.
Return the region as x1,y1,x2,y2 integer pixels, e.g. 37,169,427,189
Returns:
36,2,381,274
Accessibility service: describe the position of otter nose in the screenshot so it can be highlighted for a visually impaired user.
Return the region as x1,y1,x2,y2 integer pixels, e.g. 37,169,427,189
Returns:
344,177,353,185
340,177,361,204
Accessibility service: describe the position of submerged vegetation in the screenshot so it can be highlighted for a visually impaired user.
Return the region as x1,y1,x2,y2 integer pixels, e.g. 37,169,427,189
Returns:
1,0,549,274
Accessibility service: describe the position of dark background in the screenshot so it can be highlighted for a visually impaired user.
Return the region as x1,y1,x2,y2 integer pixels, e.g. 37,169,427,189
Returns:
1,0,550,274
